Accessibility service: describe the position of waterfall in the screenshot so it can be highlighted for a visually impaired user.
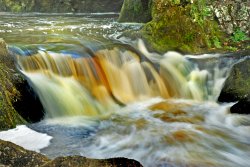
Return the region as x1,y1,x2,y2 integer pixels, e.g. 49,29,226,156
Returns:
16,41,230,118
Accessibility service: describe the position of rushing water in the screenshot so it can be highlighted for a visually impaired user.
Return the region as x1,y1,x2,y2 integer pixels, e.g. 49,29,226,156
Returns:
1,13,250,167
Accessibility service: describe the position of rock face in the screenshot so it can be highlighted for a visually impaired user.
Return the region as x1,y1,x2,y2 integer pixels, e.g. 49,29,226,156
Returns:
0,139,143,167
218,52,250,114
0,38,25,130
118,0,152,23
140,0,224,53
0,0,123,13
0,38,44,130
210,0,250,35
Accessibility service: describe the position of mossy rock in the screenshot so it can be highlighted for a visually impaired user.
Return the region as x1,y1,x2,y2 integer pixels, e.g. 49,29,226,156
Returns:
140,0,225,53
118,0,152,23
0,139,143,167
0,38,26,130
218,53,250,114
0,139,49,167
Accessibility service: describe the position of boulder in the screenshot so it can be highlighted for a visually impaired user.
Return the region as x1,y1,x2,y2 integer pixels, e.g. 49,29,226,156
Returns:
218,52,250,114
118,0,152,23
0,38,45,130
0,139,143,167
43,156,143,167
0,38,25,130
0,139,49,167
140,0,224,53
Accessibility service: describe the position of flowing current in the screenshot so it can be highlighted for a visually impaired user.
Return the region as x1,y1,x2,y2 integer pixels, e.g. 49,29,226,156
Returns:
1,13,250,167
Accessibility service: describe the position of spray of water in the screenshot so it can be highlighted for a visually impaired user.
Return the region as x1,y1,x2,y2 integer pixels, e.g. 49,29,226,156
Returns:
12,40,250,167
17,40,230,118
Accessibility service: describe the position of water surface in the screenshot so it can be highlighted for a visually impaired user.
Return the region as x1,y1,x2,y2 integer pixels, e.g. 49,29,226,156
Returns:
1,13,250,167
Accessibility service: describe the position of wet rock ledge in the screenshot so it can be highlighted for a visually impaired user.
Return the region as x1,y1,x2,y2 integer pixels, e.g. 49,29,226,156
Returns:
0,38,25,130
0,38,45,130
0,139,143,167
218,52,250,114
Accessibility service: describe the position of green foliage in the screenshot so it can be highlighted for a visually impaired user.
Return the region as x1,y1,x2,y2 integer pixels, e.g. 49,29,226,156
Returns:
171,0,180,5
0,0,35,12
225,46,238,51
212,36,222,48
231,28,249,43
140,0,226,53
11,4,22,12
190,0,212,26
184,33,195,42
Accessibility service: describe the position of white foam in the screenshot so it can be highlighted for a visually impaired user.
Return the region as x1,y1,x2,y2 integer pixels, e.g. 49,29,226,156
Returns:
0,125,52,152
185,53,222,59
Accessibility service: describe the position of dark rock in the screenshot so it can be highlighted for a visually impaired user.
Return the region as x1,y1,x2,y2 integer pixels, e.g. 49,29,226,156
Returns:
218,53,250,114
43,156,143,167
0,139,143,167
0,140,49,167
13,79,45,123
230,100,250,114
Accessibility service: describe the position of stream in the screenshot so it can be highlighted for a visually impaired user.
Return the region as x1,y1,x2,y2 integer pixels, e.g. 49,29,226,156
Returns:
1,13,250,167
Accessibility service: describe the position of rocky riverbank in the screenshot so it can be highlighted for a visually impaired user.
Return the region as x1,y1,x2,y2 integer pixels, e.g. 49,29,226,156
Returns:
0,139,143,167
0,0,123,13
119,0,250,53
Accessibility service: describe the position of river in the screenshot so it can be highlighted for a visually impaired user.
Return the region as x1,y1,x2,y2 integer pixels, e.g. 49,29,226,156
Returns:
0,13,250,167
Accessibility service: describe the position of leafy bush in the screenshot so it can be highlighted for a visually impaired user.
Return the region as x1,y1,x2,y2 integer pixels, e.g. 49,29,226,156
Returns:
231,28,249,42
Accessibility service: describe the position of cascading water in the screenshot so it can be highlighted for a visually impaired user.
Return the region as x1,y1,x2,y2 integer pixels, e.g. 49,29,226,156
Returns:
15,41,250,167
1,13,250,167
17,42,220,118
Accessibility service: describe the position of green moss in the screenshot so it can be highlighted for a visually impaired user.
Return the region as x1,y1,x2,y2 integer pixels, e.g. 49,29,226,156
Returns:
190,0,212,26
139,0,226,53
212,36,222,48
0,63,25,130
0,38,26,130
221,59,250,101
224,46,238,51
118,0,152,23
